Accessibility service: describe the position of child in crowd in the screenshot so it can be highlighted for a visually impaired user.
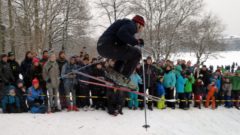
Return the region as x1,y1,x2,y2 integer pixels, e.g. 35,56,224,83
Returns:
128,70,142,110
1,85,21,113
205,81,218,109
27,78,47,114
156,76,166,109
16,80,28,112
222,78,232,108
193,77,204,109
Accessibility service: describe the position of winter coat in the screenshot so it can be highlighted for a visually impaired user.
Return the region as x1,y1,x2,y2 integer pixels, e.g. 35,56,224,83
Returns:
184,75,195,93
207,85,218,97
20,58,33,87
57,58,67,76
91,67,105,82
1,95,21,113
199,70,211,87
77,63,90,85
61,63,78,87
222,82,232,96
163,71,176,88
156,82,165,97
1,85,21,113
27,86,46,113
98,19,138,46
29,65,45,85
43,61,60,89
0,61,15,84
210,76,221,91
193,81,204,95
229,76,240,91
40,57,48,67
16,87,28,112
8,60,20,81
130,73,142,90
142,64,159,88
176,74,186,93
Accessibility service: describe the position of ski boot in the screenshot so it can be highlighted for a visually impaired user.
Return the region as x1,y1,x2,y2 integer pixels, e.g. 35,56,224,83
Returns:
105,68,137,90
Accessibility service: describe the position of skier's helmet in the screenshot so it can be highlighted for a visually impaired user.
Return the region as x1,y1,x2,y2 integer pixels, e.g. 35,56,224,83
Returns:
132,15,145,27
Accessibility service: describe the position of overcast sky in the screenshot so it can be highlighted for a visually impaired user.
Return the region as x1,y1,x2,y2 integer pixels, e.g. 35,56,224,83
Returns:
90,0,240,38
205,0,240,37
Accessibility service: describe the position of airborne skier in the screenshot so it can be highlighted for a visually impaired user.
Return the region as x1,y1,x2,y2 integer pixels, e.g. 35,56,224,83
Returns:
97,15,145,89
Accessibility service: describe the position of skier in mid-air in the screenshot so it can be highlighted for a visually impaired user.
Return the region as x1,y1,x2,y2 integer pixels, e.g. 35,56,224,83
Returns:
97,15,145,89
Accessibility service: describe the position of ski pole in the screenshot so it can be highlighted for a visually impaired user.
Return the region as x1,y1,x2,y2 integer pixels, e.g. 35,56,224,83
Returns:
141,46,150,130
60,56,103,79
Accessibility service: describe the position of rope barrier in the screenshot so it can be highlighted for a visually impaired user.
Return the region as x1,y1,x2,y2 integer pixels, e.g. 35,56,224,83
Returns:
17,94,240,103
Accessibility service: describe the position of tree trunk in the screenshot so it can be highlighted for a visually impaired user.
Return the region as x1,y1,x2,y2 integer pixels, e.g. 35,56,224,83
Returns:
8,0,15,52
43,0,50,50
113,1,117,21
0,0,6,53
48,24,53,49
62,0,71,51
34,0,41,51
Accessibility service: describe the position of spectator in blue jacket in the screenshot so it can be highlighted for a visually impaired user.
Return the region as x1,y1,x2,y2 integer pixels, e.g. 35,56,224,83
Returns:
1,85,21,113
129,70,142,110
156,76,166,109
27,78,47,114
175,70,187,110
163,65,176,109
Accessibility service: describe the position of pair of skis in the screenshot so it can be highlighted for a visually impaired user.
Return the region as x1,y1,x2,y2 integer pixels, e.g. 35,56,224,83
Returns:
72,70,160,102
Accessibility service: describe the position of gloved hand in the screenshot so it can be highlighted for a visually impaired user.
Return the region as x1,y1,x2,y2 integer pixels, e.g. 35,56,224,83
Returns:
138,39,144,47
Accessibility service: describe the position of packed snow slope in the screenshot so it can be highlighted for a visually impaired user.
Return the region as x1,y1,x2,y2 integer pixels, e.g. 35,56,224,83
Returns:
0,107,240,135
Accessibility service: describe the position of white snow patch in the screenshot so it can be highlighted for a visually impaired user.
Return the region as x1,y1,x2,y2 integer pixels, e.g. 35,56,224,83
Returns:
171,51,240,67
0,107,240,135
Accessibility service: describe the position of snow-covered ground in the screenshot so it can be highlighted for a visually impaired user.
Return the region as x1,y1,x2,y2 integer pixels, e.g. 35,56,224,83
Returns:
0,107,240,135
171,51,240,67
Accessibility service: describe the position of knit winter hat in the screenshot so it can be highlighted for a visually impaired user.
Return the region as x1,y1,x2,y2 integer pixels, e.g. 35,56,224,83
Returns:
8,52,15,57
32,78,39,85
17,79,24,84
132,15,145,27
32,57,40,63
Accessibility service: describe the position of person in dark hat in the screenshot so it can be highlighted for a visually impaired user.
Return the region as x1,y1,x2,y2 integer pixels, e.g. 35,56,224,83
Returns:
8,51,20,82
142,56,160,110
97,15,145,88
57,51,68,110
40,50,49,67
61,56,79,111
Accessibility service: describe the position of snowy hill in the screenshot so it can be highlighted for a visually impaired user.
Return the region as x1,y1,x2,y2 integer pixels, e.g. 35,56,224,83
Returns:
224,37,240,51
1,107,240,135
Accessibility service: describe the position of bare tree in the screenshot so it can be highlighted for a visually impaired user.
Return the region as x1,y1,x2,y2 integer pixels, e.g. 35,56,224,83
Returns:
95,0,133,25
9,0,92,57
131,0,203,61
182,14,225,65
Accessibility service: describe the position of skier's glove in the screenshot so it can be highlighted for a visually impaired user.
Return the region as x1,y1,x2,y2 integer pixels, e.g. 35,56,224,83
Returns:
138,39,144,47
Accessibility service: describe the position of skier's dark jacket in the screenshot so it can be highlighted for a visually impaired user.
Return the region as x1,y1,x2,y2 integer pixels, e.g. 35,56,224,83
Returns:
98,19,139,46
